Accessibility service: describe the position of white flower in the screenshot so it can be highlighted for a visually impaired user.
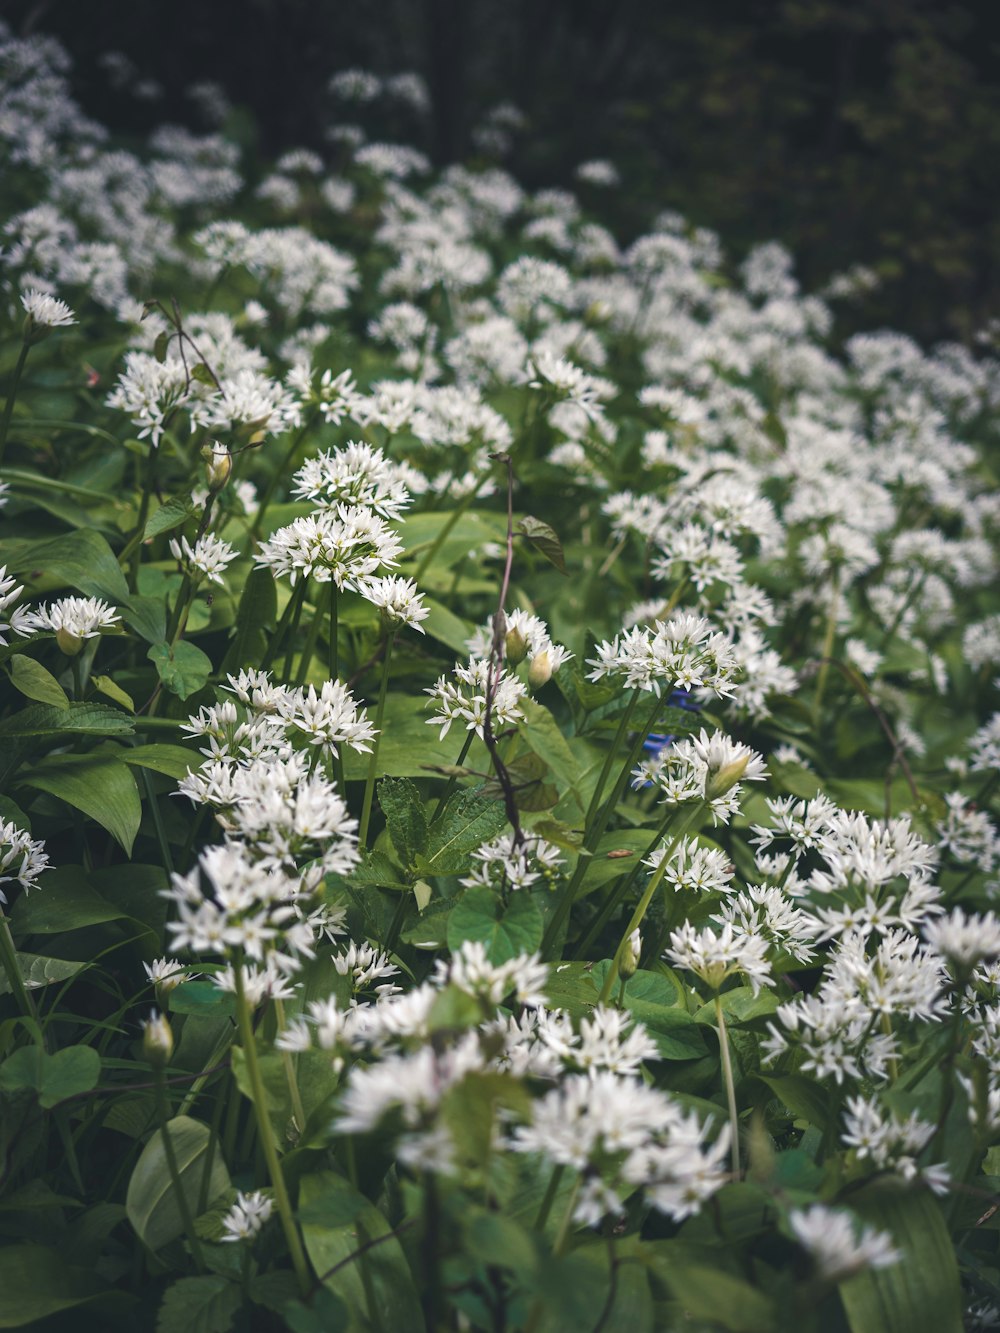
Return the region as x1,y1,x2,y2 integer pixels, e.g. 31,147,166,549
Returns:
664,920,774,995
360,575,428,631
23,596,120,648
924,908,1000,971
256,505,403,589
169,533,238,585
220,1190,274,1242
21,287,76,328
0,819,49,904
789,1205,900,1282
0,567,32,645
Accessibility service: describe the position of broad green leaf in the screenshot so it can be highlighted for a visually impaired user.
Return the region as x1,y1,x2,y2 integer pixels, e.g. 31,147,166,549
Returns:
377,776,427,869
279,1288,349,1333
219,566,276,674
517,698,582,804
122,743,198,780
146,496,196,539
350,848,407,888
21,754,142,854
122,594,168,645
517,514,568,574
0,700,134,737
591,963,706,1060
8,529,130,603
482,751,559,812
149,640,213,700
447,886,543,963
651,1260,776,1332
8,653,69,708
422,596,474,653
299,1170,425,1333
126,1115,231,1252
92,673,136,712
156,1275,241,1333
839,1184,962,1333
168,981,236,1021
758,1073,831,1130
0,1043,101,1109
0,1245,114,1327
10,866,123,933
0,953,87,997
417,788,507,875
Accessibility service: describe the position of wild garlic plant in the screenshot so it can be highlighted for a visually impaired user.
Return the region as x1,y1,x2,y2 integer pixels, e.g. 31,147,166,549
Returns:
0,23,999,1333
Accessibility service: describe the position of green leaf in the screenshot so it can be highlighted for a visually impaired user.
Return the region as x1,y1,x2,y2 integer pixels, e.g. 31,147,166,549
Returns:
0,1043,101,1109
758,1073,831,1130
0,953,87,997
349,848,407,888
516,698,582,805
0,1245,113,1327
299,1171,425,1333
10,866,123,933
377,776,427,869
126,1115,231,1252
517,515,568,574
92,673,136,712
191,363,216,386
146,496,197,539
122,594,168,645
839,1184,962,1333
168,981,235,1020
417,788,507,875
591,963,707,1060
280,1288,349,1333
422,596,474,653
7,529,130,603
652,1260,776,1332
149,640,214,700
447,887,544,963
122,743,198,780
0,700,135,737
157,1276,241,1333
21,754,142,854
8,654,69,708
220,566,277,674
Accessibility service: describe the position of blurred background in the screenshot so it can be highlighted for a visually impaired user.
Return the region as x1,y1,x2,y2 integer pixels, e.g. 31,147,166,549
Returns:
8,0,999,343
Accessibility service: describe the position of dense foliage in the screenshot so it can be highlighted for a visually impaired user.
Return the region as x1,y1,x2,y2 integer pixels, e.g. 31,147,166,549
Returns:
1,23,1000,1333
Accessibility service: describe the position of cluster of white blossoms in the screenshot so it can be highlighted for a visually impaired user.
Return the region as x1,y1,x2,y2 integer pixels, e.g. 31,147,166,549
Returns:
635,729,767,823
0,818,50,905
587,612,741,698
426,655,527,741
460,828,565,893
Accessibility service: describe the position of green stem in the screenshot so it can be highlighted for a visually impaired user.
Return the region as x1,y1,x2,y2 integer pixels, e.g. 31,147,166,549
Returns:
273,997,307,1139
154,1070,206,1272
0,912,37,1022
295,587,325,686
359,634,395,847
249,412,317,541
261,581,307,674
715,993,741,1179
0,341,30,468
430,731,474,822
233,963,311,1297
573,805,675,959
596,801,704,1004
534,1163,565,1233
813,572,841,718
328,582,339,683
413,487,478,583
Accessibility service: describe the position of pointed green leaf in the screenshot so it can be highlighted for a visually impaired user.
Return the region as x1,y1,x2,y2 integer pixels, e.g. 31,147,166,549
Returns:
92,674,136,712
126,1116,231,1252
20,754,142,854
418,788,507,875
156,1275,241,1333
149,639,213,700
0,700,134,737
447,887,543,963
517,515,568,574
8,654,69,708
145,496,196,539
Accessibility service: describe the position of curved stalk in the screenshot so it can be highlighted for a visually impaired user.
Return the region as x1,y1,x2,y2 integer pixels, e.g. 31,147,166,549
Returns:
359,633,395,846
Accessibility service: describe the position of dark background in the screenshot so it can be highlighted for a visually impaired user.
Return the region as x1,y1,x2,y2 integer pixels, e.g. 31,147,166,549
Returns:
9,0,1000,343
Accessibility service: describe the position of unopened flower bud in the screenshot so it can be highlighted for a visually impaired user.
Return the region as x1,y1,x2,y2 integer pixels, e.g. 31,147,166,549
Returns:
202,442,232,493
527,649,553,690
620,928,642,980
55,627,83,656
143,1010,174,1068
705,753,750,801
505,625,528,666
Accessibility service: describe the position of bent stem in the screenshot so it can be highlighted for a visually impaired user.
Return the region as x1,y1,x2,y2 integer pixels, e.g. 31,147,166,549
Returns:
233,963,311,1297
359,632,395,847
715,993,741,1178
596,801,704,1004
